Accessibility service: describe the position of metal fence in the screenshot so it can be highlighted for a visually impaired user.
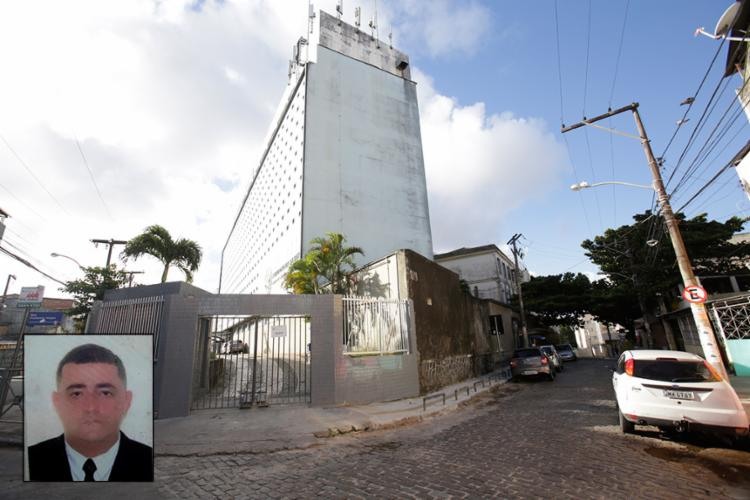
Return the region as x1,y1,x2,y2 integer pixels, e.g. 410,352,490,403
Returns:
710,295,750,341
342,296,412,355
191,315,310,410
94,296,164,357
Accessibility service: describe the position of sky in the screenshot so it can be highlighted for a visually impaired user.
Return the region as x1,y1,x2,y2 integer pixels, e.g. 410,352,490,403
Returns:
1,0,748,300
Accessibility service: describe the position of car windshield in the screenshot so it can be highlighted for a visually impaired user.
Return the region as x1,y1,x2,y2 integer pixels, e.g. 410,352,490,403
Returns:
513,349,541,358
633,359,714,382
555,345,572,352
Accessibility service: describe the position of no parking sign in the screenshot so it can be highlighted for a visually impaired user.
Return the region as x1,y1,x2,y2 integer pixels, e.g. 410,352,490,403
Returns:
682,285,707,304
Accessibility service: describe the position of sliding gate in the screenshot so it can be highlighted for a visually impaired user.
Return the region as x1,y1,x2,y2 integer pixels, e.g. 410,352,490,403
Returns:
191,315,310,410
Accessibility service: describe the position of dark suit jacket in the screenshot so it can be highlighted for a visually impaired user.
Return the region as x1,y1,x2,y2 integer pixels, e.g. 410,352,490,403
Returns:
28,431,153,481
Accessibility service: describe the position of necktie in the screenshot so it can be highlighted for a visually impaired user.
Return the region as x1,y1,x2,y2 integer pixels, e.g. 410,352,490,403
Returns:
83,458,97,481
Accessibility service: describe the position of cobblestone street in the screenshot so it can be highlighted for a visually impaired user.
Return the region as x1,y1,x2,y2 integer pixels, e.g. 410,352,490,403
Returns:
156,359,750,499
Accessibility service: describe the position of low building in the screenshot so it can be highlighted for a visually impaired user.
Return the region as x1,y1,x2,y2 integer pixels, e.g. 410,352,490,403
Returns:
434,244,525,304
0,295,76,337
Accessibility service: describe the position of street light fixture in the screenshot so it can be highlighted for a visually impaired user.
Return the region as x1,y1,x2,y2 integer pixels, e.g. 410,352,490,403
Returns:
50,252,85,270
570,180,654,192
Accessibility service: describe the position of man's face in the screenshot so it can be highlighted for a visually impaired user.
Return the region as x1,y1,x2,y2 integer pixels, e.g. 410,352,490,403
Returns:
52,362,132,446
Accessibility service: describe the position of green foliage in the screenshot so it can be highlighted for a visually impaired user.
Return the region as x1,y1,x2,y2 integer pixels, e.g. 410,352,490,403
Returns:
582,210,750,301
519,272,593,327
121,225,202,283
60,266,129,317
284,232,364,294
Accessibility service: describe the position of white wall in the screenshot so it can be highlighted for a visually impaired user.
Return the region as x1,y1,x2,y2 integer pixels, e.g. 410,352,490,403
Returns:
302,44,433,269
436,250,517,303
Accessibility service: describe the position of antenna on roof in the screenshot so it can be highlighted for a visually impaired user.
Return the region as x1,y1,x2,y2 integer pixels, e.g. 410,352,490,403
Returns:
336,0,343,24
389,29,392,49
369,0,379,46
354,6,361,27
308,2,316,36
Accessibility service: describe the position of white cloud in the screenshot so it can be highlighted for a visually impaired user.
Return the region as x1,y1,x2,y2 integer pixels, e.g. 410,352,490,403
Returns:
390,0,492,57
413,68,570,253
0,0,542,302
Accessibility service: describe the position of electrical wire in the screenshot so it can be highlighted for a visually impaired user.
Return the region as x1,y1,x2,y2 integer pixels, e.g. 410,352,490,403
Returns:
0,180,46,220
73,132,113,221
0,134,69,215
608,0,630,107
0,245,65,285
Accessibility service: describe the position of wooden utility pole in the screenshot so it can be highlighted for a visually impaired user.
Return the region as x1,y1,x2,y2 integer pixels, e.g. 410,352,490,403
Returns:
562,102,729,379
90,238,128,268
507,233,529,348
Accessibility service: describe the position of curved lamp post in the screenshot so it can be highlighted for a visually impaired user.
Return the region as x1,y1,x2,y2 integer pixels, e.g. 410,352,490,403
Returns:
51,252,84,270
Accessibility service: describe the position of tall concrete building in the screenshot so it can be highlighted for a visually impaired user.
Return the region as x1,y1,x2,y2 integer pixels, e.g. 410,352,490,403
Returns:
220,10,433,294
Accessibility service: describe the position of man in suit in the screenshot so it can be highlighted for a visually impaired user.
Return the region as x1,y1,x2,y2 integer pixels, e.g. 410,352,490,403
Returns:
27,343,153,481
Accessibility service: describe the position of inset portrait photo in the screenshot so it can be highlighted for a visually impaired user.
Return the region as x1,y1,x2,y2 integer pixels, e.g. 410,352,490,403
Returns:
23,335,153,482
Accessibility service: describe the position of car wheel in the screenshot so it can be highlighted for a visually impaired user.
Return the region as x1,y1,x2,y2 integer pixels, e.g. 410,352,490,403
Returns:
619,411,635,434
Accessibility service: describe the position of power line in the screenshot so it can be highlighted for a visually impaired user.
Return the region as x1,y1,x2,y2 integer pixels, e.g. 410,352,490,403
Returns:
0,245,65,285
0,133,69,215
0,181,46,220
608,0,630,107
72,132,113,221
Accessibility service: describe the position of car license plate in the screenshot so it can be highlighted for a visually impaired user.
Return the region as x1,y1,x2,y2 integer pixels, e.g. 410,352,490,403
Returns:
522,370,536,375
663,390,694,400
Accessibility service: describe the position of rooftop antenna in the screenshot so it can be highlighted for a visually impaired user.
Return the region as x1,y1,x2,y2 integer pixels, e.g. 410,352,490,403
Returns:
695,1,747,41
336,0,343,24
369,0,379,46
389,29,392,49
354,6,361,28
308,2,316,36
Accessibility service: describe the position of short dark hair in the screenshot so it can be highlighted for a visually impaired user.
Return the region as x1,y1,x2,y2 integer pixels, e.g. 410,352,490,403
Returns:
56,344,127,387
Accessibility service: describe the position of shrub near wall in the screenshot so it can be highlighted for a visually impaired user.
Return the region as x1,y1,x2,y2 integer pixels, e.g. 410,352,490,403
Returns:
403,250,492,393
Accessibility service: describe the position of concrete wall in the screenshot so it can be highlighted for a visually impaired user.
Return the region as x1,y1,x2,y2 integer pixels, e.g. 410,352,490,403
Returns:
91,284,419,416
402,250,497,393
303,42,433,268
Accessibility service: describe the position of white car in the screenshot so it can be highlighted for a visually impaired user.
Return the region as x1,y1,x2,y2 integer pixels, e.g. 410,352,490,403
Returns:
612,350,749,438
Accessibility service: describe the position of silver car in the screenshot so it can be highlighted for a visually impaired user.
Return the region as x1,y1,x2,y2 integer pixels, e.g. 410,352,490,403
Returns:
510,348,556,381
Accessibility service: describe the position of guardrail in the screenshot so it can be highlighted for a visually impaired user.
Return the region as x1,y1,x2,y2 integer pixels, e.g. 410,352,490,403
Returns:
422,366,513,411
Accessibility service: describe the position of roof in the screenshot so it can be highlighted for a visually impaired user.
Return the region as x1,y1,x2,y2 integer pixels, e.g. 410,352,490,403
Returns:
434,244,508,261
625,349,702,361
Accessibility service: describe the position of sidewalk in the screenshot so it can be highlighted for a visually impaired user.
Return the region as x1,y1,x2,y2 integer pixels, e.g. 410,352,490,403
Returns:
0,369,510,455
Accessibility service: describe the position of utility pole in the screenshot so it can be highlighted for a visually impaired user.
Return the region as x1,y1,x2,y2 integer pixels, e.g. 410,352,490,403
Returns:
1,274,15,306
90,238,128,268
562,102,729,379
507,233,529,348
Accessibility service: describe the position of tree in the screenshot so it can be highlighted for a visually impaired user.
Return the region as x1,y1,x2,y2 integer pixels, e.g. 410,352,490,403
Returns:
284,232,364,294
121,225,202,283
518,272,593,328
61,266,129,317
582,210,750,306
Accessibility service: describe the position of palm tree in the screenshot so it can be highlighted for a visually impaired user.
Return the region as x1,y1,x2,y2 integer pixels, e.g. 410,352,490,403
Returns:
121,225,202,283
284,232,363,294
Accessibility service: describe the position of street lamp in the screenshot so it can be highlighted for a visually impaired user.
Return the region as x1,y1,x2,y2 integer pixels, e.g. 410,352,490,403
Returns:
51,252,84,270
570,180,654,192
1,274,16,307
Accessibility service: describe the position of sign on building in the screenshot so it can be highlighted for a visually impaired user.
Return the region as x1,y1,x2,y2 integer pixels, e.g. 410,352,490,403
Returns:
17,286,44,308
27,311,64,327
271,325,287,338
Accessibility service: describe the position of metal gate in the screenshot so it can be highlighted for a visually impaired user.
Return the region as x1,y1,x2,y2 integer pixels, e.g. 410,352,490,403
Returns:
191,315,310,410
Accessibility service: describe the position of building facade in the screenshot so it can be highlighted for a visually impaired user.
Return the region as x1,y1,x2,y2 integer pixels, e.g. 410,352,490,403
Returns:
433,244,523,304
220,10,433,294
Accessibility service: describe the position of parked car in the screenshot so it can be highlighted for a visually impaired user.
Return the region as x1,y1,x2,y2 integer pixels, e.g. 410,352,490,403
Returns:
539,345,563,372
611,350,749,438
223,340,248,354
510,347,555,381
555,344,577,362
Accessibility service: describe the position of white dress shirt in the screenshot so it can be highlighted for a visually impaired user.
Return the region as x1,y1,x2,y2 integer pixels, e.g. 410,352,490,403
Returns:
64,435,120,481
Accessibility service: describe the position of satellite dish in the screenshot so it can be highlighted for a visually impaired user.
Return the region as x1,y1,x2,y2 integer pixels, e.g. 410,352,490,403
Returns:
715,1,740,38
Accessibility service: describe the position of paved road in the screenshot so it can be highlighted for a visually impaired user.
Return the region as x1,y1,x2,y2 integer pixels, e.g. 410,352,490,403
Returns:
3,359,749,498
